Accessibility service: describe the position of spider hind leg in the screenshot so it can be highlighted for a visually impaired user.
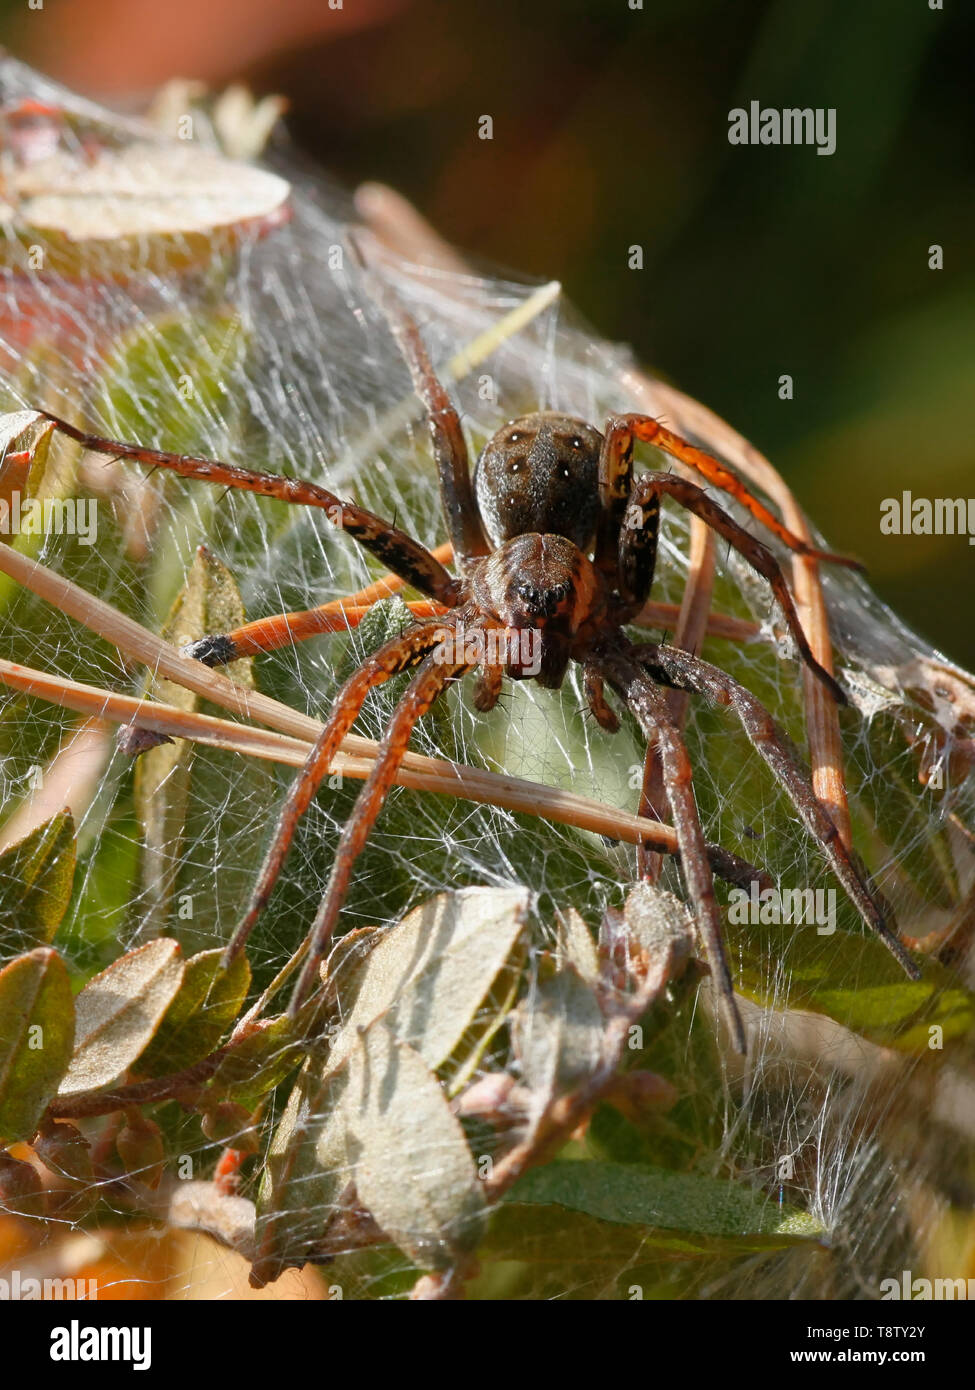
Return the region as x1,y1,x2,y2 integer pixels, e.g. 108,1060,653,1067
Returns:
631,641,920,980
595,643,748,1053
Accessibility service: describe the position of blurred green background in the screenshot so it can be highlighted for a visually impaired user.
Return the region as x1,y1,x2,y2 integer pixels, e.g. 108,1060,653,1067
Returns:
5,0,973,666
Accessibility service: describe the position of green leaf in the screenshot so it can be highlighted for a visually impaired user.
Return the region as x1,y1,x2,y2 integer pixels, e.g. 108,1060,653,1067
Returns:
0,811,76,948
59,810,140,954
251,1060,351,1287
206,1015,302,1107
505,1159,822,1246
254,890,527,1278
473,676,644,828
345,1021,486,1270
58,938,185,1095
510,964,605,1096
730,920,975,1051
137,948,251,1076
325,886,530,1076
475,1198,818,1300
554,907,599,984
0,947,74,1142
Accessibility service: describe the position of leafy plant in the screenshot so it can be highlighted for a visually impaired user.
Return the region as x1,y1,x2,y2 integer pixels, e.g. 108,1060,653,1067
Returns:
0,58,973,1301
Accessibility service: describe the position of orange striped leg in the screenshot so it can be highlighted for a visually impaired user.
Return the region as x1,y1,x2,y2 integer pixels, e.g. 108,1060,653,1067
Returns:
289,647,475,1013
222,619,459,968
190,600,449,666
184,543,455,666
620,472,846,706
600,414,864,572
43,412,461,606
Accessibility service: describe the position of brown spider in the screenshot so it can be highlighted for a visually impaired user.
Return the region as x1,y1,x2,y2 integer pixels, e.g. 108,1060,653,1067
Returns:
41,288,919,1052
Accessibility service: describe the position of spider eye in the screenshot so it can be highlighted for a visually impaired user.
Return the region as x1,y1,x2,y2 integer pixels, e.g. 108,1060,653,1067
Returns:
509,455,525,473
509,431,522,443
569,436,583,450
559,465,571,478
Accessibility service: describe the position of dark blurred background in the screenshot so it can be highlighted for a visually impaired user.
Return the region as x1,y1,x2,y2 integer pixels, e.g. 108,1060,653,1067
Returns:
5,0,973,665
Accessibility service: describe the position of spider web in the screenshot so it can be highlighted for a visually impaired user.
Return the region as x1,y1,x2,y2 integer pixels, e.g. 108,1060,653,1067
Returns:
0,56,973,1302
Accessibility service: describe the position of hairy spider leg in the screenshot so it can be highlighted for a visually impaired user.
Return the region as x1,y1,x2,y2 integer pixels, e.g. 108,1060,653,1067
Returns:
619,472,847,706
364,278,491,564
596,420,846,884
184,545,454,666
471,660,504,712
582,666,620,733
187,599,449,667
289,647,476,1013
594,420,641,584
596,643,747,1053
630,642,920,979
600,415,865,572
41,412,462,608
222,619,461,968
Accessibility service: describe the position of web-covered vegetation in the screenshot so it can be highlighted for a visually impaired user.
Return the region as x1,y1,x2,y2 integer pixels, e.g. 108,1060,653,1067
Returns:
0,57,973,1300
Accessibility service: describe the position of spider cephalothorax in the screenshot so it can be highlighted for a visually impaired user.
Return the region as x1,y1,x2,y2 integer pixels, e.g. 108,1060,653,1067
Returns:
470,530,606,689
41,279,920,1052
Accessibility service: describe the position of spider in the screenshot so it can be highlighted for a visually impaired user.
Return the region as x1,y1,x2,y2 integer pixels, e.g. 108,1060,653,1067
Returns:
41,283,919,1052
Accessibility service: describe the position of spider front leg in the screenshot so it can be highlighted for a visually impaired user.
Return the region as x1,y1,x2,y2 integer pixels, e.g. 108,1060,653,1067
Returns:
358,261,491,566
617,471,847,706
630,641,920,980
595,643,747,1053
222,619,461,968
42,412,462,614
595,414,864,580
288,644,476,1014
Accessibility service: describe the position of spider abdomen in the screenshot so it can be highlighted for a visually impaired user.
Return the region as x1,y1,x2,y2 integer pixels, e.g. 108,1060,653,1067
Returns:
473,411,603,550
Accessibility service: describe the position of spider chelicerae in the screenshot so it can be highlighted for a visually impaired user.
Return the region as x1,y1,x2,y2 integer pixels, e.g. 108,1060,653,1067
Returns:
42,280,919,1052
